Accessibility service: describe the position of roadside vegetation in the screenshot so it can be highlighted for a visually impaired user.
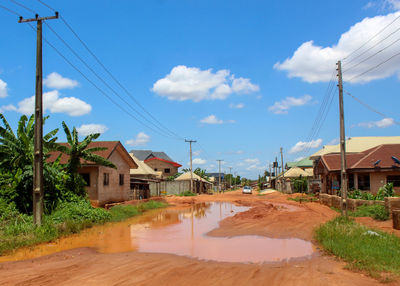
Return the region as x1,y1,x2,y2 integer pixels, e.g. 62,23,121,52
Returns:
177,191,197,196
0,114,168,256
349,204,389,221
0,199,167,255
315,216,400,280
287,193,318,203
345,183,396,201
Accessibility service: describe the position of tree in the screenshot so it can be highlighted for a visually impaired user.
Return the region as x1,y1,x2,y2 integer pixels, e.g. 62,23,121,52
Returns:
0,114,61,212
182,167,210,181
58,121,116,196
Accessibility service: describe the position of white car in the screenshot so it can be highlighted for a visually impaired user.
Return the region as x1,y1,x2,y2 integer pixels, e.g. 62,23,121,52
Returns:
242,186,252,194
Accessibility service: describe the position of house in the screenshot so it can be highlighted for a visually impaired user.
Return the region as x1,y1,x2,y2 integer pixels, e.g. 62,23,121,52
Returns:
275,167,313,193
48,141,138,206
130,150,182,179
129,154,161,200
315,144,400,195
285,157,313,171
175,171,212,193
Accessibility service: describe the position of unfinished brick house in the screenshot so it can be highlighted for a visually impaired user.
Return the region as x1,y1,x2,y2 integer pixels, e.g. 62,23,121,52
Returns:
315,144,400,195
49,141,138,206
130,150,181,179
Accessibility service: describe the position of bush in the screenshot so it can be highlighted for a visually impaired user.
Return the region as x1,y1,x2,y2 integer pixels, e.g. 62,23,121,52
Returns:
177,191,197,196
292,176,308,193
315,216,400,279
347,183,396,201
350,204,389,221
49,198,111,224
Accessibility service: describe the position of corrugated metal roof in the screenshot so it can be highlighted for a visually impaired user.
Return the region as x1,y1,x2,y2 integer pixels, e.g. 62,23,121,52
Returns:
175,172,212,184
48,141,137,168
319,144,400,171
310,136,400,159
283,167,312,178
286,157,313,168
130,150,174,162
129,154,158,176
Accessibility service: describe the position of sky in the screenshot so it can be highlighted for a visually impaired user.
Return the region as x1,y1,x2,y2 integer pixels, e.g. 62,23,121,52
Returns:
0,0,399,179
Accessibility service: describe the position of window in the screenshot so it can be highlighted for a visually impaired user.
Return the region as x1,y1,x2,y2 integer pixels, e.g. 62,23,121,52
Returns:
103,173,109,186
358,174,370,190
81,173,90,187
387,175,400,187
119,174,124,186
164,168,171,174
154,168,158,171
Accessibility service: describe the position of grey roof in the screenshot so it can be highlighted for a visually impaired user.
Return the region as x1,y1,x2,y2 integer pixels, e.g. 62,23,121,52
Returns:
130,150,174,162
130,150,152,161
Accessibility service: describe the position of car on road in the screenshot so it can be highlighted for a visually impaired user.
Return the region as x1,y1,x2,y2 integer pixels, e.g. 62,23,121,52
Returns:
242,186,252,194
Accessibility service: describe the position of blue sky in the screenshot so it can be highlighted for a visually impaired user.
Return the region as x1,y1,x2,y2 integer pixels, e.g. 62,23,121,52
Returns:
0,0,399,179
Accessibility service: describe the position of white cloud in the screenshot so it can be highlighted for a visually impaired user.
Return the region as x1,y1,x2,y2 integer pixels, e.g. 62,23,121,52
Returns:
76,124,108,136
193,150,201,156
0,104,16,113
201,115,223,124
357,117,395,128
245,158,260,165
43,72,79,89
15,90,91,116
0,79,8,98
268,95,312,114
192,158,207,165
274,11,400,83
289,139,323,154
152,65,259,102
126,132,150,147
229,103,245,109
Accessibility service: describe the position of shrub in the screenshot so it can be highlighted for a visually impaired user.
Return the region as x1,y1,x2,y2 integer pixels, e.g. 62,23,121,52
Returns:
177,191,197,196
315,216,400,279
292,176,308,193
350,204,389,221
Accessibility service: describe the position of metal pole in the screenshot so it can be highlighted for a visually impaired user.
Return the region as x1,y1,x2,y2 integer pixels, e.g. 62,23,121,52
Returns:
337,60,348,217
280,147,284,177
19,13,59,225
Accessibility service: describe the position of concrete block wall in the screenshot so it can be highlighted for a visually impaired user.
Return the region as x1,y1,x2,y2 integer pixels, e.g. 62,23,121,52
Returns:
149,181,191,196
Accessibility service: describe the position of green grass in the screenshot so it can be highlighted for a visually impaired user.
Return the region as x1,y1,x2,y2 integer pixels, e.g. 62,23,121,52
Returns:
315,216,400,280
287,194,318,203
0,199,167,256
349,204,389,221
176,190,197,196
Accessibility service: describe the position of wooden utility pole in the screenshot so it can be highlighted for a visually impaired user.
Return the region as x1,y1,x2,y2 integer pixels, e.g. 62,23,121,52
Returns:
217,160,223,193
280,147,284,177
19,13,58,226
337,60,348,217
185,139,197,193
228,167,232,189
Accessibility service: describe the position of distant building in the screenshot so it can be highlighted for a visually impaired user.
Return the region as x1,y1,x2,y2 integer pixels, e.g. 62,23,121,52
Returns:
130,150,182,179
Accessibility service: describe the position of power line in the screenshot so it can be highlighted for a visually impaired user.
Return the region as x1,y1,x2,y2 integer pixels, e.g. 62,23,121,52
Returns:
43,22,178,140
342,13,400,62
37,0,183,141
343,35,400,74
26,23,180,140
346,50,400,82
8,0,35,14
344,90,400,125
0,3,21,16
344,25,400,66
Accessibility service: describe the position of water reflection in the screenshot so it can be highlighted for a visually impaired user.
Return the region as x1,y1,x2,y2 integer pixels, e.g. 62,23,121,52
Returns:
0,202,315,263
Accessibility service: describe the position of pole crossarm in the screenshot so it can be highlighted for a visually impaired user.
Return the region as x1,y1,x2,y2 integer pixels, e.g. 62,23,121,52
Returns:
18,12,58,23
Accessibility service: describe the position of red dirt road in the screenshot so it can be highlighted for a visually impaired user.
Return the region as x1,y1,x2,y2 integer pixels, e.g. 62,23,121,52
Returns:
0,190,395,286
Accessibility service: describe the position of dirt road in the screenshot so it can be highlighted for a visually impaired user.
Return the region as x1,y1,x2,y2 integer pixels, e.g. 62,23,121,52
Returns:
0,190,394,285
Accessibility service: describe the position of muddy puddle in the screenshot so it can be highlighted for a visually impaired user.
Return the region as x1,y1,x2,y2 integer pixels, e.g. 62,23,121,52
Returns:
0,202,315,263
